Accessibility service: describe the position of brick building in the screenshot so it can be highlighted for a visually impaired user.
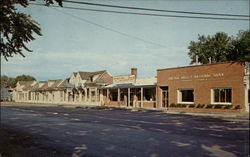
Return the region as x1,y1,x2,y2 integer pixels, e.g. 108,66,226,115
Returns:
157,62,249,112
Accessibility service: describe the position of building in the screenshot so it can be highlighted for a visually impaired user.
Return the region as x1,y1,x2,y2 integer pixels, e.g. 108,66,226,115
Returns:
13,70,112,105
101,68,157,108
12,62,249,113
1,85,13,101
157,62,249,112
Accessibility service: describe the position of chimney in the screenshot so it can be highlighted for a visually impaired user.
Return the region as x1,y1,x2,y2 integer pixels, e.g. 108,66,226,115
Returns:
131,68,137,79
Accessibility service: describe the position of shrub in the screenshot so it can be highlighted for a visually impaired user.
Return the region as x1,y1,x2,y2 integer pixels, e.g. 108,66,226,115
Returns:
170,103,176,107
188,104,195,108
206,104,214,108
234,105,241,109
176,104,182,107
196,104,205,108
214,104,223,109
181,104,187,107
224,105,233,109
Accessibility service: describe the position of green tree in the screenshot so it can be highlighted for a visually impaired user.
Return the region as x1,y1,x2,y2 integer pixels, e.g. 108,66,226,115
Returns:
0,0,62,60
227,30,250,61
14,74,36,87
1,75,15,87
188,30,250,64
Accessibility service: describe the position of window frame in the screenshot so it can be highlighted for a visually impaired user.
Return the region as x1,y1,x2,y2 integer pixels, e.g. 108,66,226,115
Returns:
211,88,232,105
177,88,194,104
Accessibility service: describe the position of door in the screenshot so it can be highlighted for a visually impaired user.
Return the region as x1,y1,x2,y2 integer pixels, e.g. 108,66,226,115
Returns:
161,87,169,108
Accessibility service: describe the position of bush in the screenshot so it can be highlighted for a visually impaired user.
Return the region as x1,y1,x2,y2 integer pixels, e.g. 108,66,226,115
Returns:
234,105,241,109
180,104,185,107
176,104,182,107
206,104,214,108
224,105,233,109
188,104,195,108
214,104,223,109
196,104,205,108
170,103,176,107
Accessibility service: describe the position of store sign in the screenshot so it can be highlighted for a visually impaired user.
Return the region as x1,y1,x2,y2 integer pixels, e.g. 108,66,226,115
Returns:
168,73,224,80
113,75,135,84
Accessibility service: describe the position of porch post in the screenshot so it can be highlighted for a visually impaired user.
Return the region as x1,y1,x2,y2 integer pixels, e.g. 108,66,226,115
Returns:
107,89,110,102
118,88,120,102
128,88,130,107
141,87,143,108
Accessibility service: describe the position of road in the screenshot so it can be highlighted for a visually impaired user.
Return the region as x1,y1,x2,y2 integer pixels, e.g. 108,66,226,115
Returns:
0,105,249,157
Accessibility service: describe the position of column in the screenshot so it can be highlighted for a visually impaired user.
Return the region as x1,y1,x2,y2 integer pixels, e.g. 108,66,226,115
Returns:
107,89,110,103
84,88,87,102
79,91,82,102
141,87,143,108
89,88,92,102
118,88,120,102
128,88,130,107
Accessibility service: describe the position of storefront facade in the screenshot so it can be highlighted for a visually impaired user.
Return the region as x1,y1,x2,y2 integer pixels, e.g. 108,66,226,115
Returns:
101,69,157,108
157,62,250,112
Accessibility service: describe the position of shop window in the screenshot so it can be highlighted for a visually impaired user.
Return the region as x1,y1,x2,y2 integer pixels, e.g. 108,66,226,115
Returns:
213,88,232,103
144,88,156,101
109,89,118,101
178,89,194,103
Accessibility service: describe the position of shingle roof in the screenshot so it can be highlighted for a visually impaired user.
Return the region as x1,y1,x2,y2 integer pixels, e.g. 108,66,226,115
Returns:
18,81,34,86
78,70,106,80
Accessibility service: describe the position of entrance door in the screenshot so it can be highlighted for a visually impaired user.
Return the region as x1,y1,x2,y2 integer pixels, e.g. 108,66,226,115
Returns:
161,87,169,108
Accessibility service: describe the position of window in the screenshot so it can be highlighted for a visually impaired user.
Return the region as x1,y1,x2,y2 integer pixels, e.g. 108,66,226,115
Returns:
213,88,232,103
178,89,194,103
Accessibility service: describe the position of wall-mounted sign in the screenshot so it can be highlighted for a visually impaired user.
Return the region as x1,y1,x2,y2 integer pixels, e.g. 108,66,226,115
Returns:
113,75,135,84
168,73,224,80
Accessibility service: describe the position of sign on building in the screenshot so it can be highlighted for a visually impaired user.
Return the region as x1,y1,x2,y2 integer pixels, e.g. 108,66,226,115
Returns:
113,75,136,84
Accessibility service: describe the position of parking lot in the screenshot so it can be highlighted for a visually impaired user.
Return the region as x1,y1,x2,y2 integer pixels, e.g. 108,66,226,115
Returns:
0,105,249,157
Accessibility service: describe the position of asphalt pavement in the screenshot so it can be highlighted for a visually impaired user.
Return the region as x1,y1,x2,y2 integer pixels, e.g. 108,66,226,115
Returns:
0,105,249,157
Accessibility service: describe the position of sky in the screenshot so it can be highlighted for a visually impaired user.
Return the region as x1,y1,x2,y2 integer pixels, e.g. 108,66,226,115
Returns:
1,0,249,81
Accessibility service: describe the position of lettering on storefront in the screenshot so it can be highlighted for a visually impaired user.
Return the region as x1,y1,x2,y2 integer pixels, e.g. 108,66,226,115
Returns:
168,73,224,80
113,75,135,84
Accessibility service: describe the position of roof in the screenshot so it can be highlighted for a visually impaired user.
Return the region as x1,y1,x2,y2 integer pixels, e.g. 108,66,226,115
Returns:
78,70,106,80
157,61,245,71
20,81,36,91
105,77,156,89
18,81,34,86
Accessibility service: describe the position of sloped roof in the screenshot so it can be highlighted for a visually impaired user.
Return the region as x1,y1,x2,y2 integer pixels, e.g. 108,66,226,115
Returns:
105,77,156,89
78,70,106,80
18,81,34,86
20,81,36,91
57,80,68,88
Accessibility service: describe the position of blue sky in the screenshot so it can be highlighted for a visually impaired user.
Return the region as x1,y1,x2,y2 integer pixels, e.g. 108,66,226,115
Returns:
1,0,249,81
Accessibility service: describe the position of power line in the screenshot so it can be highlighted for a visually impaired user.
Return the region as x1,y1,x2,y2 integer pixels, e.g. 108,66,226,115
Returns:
63,0,250,18
30,3,249,21
52,8,167,48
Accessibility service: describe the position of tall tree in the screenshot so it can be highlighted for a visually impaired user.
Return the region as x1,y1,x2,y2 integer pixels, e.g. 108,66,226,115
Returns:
227,30,250,62
13,74,36,87
0,0,62,60
0,75,36,88
188,30,250,64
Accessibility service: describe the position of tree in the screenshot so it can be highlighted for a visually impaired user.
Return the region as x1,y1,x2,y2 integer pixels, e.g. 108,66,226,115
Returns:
0,0,62,60
0,75,36,88
0,75,15,87
227,30,250,62
14,74,36,87
188,30,250,64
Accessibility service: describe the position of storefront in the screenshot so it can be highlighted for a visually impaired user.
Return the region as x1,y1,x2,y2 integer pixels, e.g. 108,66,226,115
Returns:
100,69,157,108
157,62,249,112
